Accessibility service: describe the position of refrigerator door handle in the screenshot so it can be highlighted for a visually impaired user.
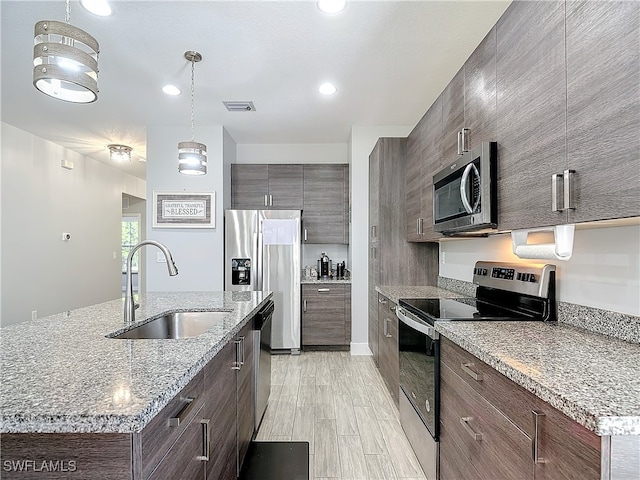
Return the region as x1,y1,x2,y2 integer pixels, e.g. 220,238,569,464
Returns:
255,228,263,291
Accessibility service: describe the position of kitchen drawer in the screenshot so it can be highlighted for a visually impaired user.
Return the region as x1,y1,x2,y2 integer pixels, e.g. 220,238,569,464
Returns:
304,284,347,297
140,370,205,479
147,402,207,480
440,363,533,480
440,420,485,480
441,337,540,437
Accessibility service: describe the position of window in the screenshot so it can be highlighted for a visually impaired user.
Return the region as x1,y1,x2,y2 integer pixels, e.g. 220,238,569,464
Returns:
122,215,140,273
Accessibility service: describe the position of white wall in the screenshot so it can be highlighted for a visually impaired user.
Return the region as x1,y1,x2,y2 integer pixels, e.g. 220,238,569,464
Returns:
439,224,640,316
145,125,227,292
236,143,347,164
349,126,413,354
1,123,145,327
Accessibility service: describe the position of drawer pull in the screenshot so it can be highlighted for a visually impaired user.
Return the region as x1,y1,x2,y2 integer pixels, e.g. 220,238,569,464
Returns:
390,306,396,312
461,362,483,382
318,288,331,292
197,419,210,461
384,318,392,338
378,298,387,305
460,417,483,441
232,339,242,370
532,410,546,464
169,397,196,427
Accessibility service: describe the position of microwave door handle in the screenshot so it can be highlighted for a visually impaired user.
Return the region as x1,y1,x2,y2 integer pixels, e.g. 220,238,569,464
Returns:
460,163,476,214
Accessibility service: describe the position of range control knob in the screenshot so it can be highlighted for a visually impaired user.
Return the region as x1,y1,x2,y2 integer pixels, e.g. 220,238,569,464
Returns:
529,274,537,282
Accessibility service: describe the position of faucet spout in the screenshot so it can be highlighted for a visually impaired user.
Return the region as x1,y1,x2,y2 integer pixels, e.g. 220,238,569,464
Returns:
124,240,178,323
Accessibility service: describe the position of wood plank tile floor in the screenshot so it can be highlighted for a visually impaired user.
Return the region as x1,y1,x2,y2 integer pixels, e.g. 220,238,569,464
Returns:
255,351,427,480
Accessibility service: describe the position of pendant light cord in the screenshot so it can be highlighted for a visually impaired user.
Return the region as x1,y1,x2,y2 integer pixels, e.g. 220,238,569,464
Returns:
65,0,71,23
190,59,195,142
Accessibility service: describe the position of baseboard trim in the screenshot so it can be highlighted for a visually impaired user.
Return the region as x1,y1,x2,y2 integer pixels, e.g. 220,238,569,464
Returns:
350,343,372,356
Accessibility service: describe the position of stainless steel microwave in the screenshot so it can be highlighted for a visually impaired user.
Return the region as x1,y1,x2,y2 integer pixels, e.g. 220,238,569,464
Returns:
433,142,497,235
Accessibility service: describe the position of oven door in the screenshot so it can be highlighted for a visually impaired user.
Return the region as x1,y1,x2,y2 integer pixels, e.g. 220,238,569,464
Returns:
396,306,439,440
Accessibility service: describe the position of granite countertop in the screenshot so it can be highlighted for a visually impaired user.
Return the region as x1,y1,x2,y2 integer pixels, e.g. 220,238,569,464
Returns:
375,285,465,304
435,321,640,436
0,291,272,434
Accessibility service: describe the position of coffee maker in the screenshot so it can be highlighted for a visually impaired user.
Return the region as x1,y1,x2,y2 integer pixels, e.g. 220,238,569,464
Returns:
317,252,332,279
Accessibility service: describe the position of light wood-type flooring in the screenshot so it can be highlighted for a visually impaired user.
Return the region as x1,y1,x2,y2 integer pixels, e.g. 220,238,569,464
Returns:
255,351,427,480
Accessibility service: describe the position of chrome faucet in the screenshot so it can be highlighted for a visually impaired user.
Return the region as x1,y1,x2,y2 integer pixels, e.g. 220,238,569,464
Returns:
124,240,178,323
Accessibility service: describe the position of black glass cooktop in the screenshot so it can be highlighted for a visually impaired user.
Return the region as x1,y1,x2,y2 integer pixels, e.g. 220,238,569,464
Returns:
399,297,532,323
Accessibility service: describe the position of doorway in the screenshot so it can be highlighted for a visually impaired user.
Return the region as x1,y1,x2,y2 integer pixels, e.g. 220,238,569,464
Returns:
122,194,146,295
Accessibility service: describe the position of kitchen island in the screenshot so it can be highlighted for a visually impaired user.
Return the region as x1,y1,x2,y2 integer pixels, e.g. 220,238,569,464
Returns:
0,291,272,479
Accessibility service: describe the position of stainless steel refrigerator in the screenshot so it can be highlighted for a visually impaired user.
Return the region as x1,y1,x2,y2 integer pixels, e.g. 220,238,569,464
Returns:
224,209,301,352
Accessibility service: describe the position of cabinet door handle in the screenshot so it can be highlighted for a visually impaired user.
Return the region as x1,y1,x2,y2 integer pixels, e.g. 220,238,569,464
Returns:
264,194,268,207
461,128,469,154
269,194,273,206
532,410,546,464
460,417,483,441
371,225,377,239
303,300,307,312
232,339,242,370
457,130,463,156
169,397,196,427
239,336,245,366
461,362,483,382
318,288,330,293
563,169,576,211
378,297,387,305
384,318,392,338
551,174,563,212
383,318,388,337
197,419,210,461
390,306,396,312
371,246,377,260
304,228,308,241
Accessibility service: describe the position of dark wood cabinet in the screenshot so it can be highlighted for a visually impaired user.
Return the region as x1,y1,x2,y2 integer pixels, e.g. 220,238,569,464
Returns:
302,164,349,244
231,164,303,209
236,322,255,473
441,66,465,163
368,144,380,363
203,341,237,480
565,0,640,224
405,99,444,243
302,283,351,346
495,0,568,231
440,337,601,480
377,294,399,406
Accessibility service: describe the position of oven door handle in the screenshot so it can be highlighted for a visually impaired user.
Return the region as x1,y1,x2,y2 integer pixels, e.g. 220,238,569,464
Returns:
396,307,439,340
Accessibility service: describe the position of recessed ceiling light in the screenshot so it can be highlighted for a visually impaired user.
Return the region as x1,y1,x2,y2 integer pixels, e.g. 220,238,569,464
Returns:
162,85,181,96
319,82,337,95
317,0,346,14
80,0,112,16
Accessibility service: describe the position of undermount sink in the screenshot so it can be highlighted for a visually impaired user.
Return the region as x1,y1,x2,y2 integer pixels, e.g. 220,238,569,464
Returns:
109,310,232,339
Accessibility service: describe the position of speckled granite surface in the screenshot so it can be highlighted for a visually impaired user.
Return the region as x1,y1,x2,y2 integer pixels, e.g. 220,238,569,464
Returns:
0,291,271,434
435,321,640,436
437,276,478,297
375,285,464,304
301,278,351,284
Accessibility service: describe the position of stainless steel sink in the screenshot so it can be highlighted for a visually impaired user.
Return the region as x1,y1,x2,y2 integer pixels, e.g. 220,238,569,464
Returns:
110,311,232,339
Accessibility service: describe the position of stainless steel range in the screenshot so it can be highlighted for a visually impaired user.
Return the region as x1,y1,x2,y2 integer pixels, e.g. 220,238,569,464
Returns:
394,261,557,480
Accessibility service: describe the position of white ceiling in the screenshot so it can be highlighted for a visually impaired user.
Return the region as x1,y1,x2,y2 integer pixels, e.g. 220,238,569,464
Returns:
1,0,511,179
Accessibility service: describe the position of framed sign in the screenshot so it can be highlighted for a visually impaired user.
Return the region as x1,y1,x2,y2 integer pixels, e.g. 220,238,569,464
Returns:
152,191,215,228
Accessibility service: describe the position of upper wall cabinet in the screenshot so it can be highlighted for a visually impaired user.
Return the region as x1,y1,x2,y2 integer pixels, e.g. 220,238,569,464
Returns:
496,1,567,231
231,164,303,209
303,164,350,244
565,0,640,224
496,0,640,231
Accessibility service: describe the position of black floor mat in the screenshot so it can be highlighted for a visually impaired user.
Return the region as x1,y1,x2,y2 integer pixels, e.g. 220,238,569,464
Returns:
239,441,309,480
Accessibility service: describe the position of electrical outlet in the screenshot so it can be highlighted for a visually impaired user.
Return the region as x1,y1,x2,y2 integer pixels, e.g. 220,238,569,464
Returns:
113,251,117,260
442,252,446,264
31,310,37,320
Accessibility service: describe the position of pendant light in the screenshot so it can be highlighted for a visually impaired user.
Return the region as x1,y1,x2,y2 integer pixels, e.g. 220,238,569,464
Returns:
33,0,100,103
178,51,207,176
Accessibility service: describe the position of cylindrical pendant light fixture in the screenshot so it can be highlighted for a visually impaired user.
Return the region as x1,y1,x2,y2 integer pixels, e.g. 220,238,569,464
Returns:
178,51,207,175
33,0,99,103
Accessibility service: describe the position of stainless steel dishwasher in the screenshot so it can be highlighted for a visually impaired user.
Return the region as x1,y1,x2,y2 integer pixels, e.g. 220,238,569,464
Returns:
253,300,274,431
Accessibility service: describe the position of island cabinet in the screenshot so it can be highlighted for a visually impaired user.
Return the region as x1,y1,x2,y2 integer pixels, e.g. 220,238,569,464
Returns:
301,283,351,347
0,322,258,480
231,164,304,210
377,294,399,406
496,0,640,231
439,337,600,480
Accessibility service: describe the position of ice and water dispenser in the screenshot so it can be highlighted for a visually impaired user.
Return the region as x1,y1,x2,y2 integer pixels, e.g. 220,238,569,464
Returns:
231,258,251,285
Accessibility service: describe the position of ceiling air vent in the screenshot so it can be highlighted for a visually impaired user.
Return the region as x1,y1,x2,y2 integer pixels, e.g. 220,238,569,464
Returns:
223,101,256,112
